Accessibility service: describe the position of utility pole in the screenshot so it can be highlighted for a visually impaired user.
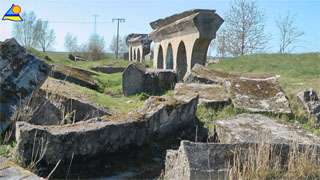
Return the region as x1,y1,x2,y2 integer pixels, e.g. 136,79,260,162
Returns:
112,18,125,59
93,14,99,34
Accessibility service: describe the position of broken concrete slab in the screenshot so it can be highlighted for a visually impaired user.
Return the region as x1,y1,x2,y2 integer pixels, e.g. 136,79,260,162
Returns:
230,76,291,114
20,78,111,125
297,89,320,122
0,156,43,180
185,64,291,114
122,62,177,96
15,95,198,167
216,114,320,144
0,38,51,135
174,83,230,106
165,140,320,180
51,64,99,91
184,63,233,85
90,66,125,74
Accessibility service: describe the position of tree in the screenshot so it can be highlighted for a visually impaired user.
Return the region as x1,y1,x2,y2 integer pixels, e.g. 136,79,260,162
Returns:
223,0,270,56
216,29,227,58
88,34,105,60
119,35,128,53
276,11,304,53
38,21,56,52
64,33,78,53
109,35,127,54
12,11,41,48
109,35,117,54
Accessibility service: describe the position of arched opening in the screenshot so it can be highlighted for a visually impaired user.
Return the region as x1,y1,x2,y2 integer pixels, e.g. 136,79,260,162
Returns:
137,49,141,63
166,43,173,69
191,39,211,68
134,49,136,60
157,45,163,69
130,47,133,61
176,41,187,81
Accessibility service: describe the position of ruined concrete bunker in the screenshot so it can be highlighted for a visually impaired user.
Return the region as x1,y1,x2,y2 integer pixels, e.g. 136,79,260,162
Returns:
149,9,224,80
126,33,152,62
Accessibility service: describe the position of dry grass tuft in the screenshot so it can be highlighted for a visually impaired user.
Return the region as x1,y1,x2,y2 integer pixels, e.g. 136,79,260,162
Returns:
228,142,320,180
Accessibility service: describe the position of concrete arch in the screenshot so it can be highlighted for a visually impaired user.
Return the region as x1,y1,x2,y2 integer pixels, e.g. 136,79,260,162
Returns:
191,39,212,68
166,43,173,69
157,45,164,69
176,41,187,81
137,49,141,62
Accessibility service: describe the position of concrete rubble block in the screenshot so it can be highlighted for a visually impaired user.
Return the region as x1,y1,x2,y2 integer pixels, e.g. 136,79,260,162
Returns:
124,52,129,60
15,95,198,166
185,64,291,114
0,38,51,135
174,83,230,106
51,64,99,91
0,156,43,180
122,62,177,96
20,78,111,125
138,95,198,138
184,63,232,85
90,66,125,74
216,113,320,144
164,140,320,180
230,76,292,114
297,89,320,122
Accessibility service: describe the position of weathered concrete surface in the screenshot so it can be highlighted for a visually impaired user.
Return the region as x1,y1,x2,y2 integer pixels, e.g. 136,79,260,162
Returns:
0,156,43,180
230,76,291,114
15,95,198,166
150,9,223,80
174,83,230,106
90,66,125,74
122,62,177,96
126,34,152,62
0,38,51,135
216,114,320,144
184,63,232,85
165,140,320,180
51,64,99,91
185,64,291,114
297,89,320,122
21,78,111,124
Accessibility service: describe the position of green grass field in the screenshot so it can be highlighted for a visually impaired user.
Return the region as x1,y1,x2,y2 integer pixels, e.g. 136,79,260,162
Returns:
204,53,320,136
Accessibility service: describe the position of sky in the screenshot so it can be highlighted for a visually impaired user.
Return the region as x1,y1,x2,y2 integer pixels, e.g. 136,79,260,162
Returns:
0,0,319,54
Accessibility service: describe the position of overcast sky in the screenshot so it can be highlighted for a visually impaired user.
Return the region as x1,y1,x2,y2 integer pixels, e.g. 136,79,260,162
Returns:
0,0,319,54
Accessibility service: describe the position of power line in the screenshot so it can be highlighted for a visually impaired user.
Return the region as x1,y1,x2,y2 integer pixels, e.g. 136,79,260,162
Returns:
44,21,112,24
112,18,125,59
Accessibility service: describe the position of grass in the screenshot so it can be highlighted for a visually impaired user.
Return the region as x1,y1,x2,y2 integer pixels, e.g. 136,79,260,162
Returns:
208,53,320,95
228,142,320,180
46,52,131,69
24,49,149,115
203,53,320,137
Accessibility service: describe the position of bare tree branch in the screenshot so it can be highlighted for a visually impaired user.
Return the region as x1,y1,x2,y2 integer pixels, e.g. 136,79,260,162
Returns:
221,0,271,56
276,11,304,53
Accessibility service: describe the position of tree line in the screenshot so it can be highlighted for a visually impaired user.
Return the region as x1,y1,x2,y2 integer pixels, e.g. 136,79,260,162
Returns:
12,11,128,61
